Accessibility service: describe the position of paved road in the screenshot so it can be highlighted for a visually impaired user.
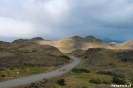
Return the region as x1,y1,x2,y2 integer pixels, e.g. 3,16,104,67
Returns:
0,55,81,88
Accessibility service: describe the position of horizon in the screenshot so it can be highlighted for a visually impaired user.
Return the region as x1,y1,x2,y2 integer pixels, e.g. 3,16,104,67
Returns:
0,35,128,43
0,0,133,42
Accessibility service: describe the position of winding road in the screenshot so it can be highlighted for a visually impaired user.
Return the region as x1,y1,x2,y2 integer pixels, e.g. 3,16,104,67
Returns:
0,55,81,88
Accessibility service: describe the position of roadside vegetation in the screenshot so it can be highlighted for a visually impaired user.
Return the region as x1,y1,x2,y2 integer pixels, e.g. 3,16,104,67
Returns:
14,68,113,88
0,66,57,82
60,55,72,62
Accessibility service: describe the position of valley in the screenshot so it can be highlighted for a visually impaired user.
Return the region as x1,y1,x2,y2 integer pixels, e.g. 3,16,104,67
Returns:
0,35,133,88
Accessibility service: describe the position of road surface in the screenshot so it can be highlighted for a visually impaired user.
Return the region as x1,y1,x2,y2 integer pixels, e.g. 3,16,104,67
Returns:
0,55,81,88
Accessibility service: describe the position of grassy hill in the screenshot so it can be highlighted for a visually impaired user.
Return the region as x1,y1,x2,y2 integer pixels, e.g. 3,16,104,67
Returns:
39,36,107,53
13,48,133,88
0,43,71,81
71,48,133,77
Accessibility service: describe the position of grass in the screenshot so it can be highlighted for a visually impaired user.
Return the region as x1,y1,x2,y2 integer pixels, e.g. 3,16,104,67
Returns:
0,43,69,82
13,48,133,88
14,71,113,88
56,71,113,88
0,66,57,82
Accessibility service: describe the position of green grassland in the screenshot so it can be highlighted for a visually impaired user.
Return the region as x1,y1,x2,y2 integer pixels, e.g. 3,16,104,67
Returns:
0,66,58,82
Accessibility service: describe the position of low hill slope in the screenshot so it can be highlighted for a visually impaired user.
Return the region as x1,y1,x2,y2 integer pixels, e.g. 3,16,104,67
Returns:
69,49,86,56
71,48,133,76
0,43,68,68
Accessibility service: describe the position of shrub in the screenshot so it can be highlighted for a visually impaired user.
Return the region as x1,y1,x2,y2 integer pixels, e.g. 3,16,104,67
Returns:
72,68,90,73
96,71,115,76
112,74,126,84
102,80,110,84
84,56,88,59
89,78,102,84
121,58,127,62
57,78,66,86
10,67,14,70
60,56,71,60
1,74,5,77
113,74,125,78
130,75,133,83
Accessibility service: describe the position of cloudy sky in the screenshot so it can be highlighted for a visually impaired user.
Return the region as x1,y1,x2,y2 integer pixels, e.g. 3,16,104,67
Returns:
0,0,133,42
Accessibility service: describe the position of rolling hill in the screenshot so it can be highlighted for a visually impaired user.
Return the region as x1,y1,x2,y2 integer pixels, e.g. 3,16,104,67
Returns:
0,43,69,68
39,36,108,53
70,48,133,77
8,36,133,53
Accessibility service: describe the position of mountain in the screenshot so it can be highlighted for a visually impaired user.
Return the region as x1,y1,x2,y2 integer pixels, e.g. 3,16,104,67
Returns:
103,37,123,43
0,41,10,44
39,35,107,53
11,36,133,53
122,40,133,46
107,40,133,49
2,36,133,53
12,37,44,44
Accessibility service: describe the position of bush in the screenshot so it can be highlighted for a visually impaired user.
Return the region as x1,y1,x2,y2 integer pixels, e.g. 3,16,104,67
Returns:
113,74,125,78
1,74,5,77
102,80,110,84
10,67,14,70
60,56,71,60
131,78,133,83
89,78,102,84
72,68,90,73
96,71,115,76
121,58,127,62
84,56,88,59
112,74,126,84
57,78,66,86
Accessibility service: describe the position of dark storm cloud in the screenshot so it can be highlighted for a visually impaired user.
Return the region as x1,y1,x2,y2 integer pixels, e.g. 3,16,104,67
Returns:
0,0,133,42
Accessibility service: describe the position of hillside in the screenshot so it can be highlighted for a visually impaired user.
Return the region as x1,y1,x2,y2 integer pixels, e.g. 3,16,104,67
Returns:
0,42,73,82
70,48,133,77
39,36,107,53
69,49,86,56
13,48,133,88
8,36,133,53
0,43,68,68
37,36,133,53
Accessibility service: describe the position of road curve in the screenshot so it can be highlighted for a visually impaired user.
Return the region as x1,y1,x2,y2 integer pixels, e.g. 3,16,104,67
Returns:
0,55,81,88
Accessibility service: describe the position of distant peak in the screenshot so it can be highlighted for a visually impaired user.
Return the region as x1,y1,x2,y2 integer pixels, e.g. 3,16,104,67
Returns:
12,39,29,43
103,37,111,40
103,37,123,43
0,41,10,44
31,37,44,40
85,35,96,39
71,36,82,38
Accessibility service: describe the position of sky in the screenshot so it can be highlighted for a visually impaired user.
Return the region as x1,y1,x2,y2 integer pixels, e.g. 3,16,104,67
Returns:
0,0,133,42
